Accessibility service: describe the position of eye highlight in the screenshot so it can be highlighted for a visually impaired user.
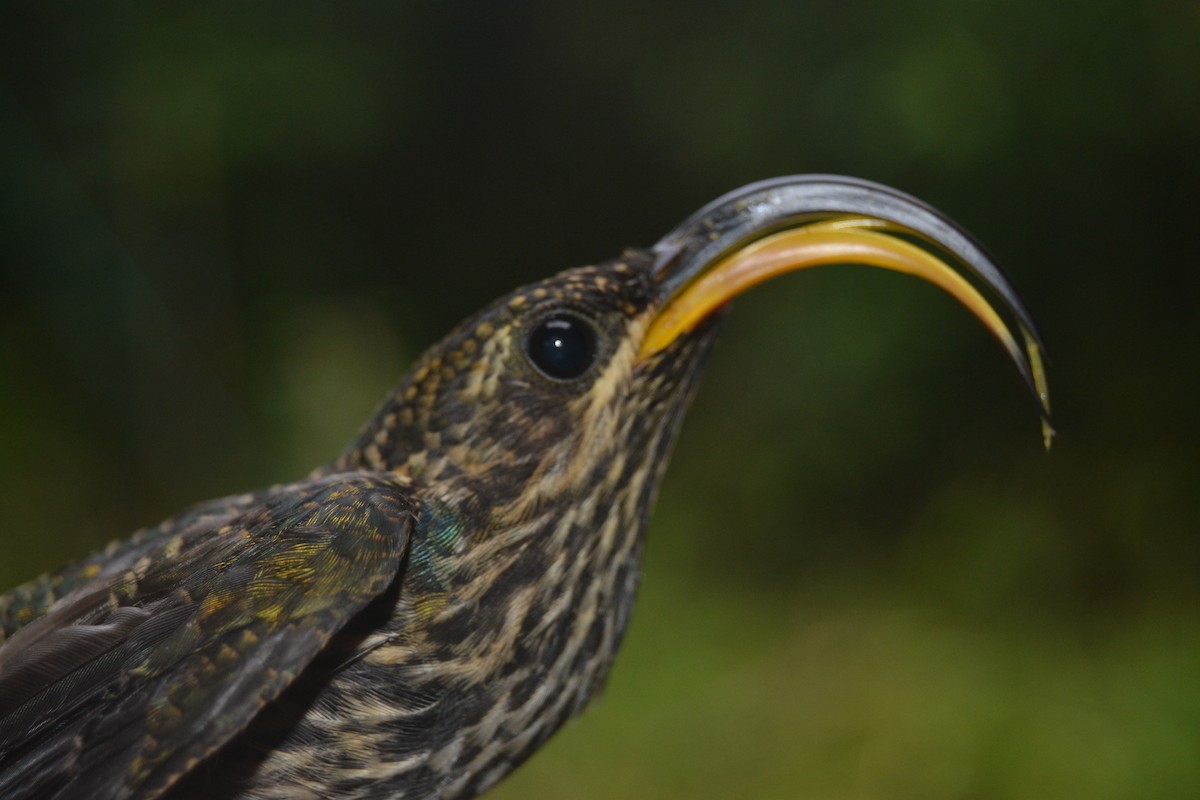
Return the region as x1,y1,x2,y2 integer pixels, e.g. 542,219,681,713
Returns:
526,313,597,381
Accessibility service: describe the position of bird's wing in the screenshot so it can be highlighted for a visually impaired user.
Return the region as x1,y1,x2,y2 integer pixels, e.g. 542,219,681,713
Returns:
0,472,415,800
0,488,274,643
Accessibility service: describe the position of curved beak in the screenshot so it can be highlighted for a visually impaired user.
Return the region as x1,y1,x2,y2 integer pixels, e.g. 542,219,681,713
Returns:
639,175,1052,447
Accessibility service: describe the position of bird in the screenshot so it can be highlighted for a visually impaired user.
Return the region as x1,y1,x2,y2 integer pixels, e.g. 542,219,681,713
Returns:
0,175,1050,800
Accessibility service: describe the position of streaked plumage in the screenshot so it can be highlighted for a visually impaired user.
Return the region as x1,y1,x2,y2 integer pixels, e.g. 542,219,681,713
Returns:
0,176,1049,799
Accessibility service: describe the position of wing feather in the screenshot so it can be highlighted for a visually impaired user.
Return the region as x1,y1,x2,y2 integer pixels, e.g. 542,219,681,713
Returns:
0,472,415,800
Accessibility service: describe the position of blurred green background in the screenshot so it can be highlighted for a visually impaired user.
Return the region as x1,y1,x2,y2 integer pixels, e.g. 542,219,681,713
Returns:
1,3,1197,798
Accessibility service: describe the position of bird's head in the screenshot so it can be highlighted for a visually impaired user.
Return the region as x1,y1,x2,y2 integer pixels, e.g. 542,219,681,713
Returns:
337,250,713,528
338,176,1051,538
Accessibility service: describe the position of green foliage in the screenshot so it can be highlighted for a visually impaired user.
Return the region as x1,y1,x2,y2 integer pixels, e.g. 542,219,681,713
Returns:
1,2,1196,797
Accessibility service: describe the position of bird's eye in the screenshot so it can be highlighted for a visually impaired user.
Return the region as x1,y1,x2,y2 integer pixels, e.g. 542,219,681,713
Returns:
526,313,597,381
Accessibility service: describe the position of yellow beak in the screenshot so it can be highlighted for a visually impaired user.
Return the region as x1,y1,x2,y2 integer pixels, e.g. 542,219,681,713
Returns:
637,177,1052,447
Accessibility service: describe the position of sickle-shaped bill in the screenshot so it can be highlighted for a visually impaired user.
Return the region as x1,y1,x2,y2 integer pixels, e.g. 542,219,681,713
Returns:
638,176,1052,447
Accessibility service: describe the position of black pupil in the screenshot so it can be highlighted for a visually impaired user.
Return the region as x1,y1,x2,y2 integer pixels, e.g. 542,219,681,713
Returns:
528,314,596,380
